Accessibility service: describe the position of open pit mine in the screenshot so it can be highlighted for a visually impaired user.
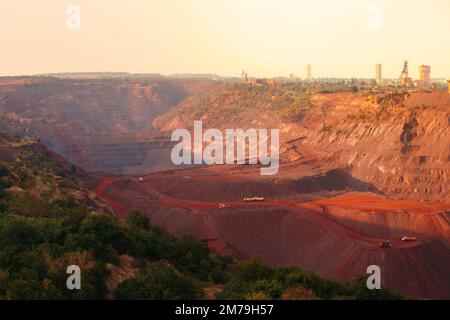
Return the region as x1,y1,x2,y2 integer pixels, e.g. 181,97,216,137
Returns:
0,77,449,299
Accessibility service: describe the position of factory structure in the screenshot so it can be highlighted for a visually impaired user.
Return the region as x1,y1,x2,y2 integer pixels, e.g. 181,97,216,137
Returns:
418,65,431,86
238,61,448,94
374,60,441,91
399,61,413,85
307,65,312,80
375,64,382,84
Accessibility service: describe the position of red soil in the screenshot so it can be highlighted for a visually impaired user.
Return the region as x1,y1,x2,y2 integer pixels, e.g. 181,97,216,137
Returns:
93,173,450,299
93,177,128,218
312,193,450,214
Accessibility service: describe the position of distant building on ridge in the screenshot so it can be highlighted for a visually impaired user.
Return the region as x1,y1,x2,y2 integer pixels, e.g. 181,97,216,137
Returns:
418,65,431,86
400,60,413,85
375,64,382,84
307,65,312,80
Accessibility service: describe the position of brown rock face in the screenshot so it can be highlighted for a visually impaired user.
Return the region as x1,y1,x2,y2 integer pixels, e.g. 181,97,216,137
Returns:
106,255,139,298
152,89,449,201
305,93,449,201
0,78,198,174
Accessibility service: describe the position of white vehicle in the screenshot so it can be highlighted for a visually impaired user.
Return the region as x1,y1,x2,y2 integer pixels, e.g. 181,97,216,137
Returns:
401,236,417,241
243,197,265,202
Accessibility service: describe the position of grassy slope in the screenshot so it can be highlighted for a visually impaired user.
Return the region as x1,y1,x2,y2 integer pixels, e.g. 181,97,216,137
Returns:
152,82,316,130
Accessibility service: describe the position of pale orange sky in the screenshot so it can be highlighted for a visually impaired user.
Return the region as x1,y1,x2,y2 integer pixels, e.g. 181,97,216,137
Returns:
1,0,449,79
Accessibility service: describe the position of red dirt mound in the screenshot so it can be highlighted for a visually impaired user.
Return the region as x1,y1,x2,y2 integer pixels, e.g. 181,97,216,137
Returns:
93,174,450,299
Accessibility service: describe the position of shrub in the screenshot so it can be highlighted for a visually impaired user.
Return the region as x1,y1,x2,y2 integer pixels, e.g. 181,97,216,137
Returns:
115,262,203,300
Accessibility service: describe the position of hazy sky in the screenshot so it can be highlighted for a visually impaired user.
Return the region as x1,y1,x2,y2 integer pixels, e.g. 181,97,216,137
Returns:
1,0,450,78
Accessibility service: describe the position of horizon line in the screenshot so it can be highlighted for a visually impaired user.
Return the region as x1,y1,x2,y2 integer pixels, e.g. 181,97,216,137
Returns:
1,71,449,81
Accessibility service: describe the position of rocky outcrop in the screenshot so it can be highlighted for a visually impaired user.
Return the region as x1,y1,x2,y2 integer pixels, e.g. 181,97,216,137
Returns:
105,255,139,299
293,92,450,201
0,78,194,174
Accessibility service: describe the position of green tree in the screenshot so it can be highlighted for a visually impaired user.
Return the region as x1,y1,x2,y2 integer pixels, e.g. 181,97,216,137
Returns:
115,262,203,300
126,209,150,230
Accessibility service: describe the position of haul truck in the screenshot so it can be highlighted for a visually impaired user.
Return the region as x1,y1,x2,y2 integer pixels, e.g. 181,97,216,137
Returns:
379,241,392,248
243,197,265,202
401,236,417,241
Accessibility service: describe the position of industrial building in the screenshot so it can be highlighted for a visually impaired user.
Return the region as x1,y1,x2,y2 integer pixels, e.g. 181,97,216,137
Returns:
375,64,382,83
400,61,413,85
370,60,442,93
418,65,431,86
307,65,312,80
